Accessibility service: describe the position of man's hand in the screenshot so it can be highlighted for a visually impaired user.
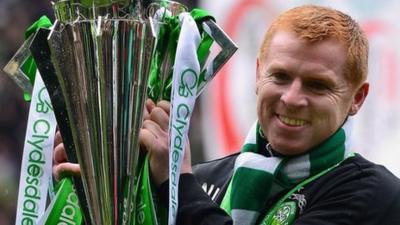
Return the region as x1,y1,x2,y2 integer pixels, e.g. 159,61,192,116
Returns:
140,100,192,187
52,130,80,181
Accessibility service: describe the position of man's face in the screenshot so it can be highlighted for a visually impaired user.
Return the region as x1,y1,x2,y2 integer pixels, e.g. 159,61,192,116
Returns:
256,31,367,155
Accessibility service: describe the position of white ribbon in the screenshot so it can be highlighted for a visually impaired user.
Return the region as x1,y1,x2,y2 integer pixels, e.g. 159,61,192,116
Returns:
15,71,57,225
168,12,201,225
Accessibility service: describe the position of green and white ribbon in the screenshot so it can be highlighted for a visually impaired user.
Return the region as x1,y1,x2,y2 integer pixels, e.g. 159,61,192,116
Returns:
15,71,57,225
38,178,82,225
134,154,167,225
168,12,202,225
221,121,354,225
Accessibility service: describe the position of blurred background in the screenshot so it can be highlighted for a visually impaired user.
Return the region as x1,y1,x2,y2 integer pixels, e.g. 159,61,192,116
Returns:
0,0,399,224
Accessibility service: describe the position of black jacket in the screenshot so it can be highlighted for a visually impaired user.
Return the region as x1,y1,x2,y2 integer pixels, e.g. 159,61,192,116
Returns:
160,153,400,225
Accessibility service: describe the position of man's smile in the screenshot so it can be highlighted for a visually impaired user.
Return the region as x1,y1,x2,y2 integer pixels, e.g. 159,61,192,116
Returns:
277,114,307,126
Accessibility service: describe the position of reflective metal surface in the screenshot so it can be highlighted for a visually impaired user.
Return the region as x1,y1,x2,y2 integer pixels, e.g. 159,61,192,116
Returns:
2,34,35,94
43,17,155,225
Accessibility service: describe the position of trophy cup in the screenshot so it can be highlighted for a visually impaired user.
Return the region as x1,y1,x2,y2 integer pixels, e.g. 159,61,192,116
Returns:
4,1,237,225
7,1,157,224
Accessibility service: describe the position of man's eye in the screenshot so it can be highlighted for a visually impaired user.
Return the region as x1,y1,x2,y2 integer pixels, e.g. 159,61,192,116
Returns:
270,73,291,84
307,81,331,93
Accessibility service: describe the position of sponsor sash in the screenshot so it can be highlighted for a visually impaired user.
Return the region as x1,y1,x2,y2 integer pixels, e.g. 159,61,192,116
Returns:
168,12,201,225
15,71,57,225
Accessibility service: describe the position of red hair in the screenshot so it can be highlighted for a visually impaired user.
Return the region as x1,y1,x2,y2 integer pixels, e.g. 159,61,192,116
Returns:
258,5,369,87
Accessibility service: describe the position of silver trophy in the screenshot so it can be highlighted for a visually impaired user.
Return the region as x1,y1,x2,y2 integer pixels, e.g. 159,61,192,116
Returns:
3,1,237,225
46,19,155,225
45,8,157,225
7,1,157,224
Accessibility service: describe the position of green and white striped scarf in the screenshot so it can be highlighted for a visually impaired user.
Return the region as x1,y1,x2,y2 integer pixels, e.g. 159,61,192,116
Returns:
221,120,353,225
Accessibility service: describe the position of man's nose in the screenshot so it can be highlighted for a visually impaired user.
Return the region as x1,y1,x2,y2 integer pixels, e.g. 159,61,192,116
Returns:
280,80,307,108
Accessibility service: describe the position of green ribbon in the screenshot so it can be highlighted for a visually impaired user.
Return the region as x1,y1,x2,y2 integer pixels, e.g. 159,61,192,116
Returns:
132,155,168,225
147,8,215,101
43,178,83,225
191,8,215,26
147,14,180,101
22,15,52,101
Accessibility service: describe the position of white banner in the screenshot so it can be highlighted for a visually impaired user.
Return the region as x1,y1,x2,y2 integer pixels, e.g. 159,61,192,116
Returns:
168,12,201,225
15,71,57,225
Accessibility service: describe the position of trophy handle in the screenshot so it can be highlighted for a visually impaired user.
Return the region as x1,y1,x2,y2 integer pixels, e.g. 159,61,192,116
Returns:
2,34,35,94
197,20,238,96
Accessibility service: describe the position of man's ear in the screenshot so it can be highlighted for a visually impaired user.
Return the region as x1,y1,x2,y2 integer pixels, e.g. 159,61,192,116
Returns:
349,82,369,116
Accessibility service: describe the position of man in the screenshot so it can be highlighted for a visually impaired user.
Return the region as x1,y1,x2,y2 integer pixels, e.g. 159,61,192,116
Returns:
54,4,400,225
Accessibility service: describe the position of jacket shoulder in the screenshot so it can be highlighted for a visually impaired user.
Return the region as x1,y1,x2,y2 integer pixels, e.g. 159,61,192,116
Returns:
192,152,240,202
297,154,400,225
